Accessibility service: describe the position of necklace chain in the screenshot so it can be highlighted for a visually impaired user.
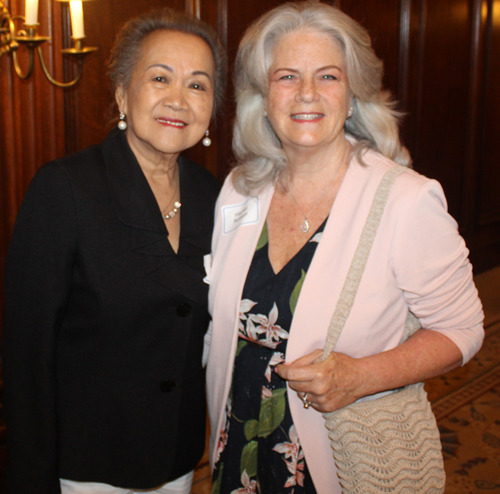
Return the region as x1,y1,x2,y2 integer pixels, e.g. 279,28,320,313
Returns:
161,175,181,221
286,163,343,233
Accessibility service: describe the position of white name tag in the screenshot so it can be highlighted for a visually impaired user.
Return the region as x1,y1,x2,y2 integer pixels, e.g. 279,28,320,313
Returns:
203,254,212,284
222,197,260,234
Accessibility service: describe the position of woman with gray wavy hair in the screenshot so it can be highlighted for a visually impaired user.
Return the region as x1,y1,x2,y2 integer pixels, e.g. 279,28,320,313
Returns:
205,2,483,493
231,0,409,195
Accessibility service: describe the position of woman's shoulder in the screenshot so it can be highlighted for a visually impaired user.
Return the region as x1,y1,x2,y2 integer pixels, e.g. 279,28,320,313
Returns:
348,151,452,240
355,148,446,205
178,155,222,197
28,142,104,195
37,140,106,186
14,150,102,225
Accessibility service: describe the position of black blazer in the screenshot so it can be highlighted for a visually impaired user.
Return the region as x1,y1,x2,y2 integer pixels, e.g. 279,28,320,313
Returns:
2,129,221,493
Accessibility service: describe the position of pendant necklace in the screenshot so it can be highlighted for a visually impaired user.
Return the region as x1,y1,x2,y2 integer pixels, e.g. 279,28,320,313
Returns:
286,162,343,233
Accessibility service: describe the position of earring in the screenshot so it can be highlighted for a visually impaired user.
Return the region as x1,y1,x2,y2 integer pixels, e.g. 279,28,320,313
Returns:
347,106,354,119
202,130,211,147
264,110,268,117
118,111,127,130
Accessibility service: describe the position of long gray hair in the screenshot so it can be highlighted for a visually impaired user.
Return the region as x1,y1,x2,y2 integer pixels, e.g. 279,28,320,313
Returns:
232,1,410,195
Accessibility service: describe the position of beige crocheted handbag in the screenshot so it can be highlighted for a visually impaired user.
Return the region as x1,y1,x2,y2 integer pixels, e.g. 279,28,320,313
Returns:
322,166,445,493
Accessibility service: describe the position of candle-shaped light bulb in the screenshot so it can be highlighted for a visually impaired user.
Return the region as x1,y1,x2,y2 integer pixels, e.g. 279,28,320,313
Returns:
25,0,39,25
69,1,85,39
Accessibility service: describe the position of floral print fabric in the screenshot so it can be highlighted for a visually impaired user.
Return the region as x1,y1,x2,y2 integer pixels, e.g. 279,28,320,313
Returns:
211,222,325,494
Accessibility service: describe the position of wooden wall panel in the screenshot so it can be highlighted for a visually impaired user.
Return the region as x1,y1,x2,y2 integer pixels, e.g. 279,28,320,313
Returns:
408,0,472,221
0,0,66,211
479,0,500,226
467,0,500,271
338,0,402,101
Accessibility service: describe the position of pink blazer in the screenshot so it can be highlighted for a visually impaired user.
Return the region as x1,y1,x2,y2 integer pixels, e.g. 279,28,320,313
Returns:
205,150,484,493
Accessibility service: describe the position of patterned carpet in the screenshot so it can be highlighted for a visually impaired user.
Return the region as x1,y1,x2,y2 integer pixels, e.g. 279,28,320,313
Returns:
192,267,500,493
425,266,500,492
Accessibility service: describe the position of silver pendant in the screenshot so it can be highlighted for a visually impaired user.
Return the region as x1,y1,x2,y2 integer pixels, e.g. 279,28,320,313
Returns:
301,219,310,233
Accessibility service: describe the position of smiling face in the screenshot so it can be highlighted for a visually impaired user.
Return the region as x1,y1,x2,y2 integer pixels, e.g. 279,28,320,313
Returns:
265,29,351,158
116,30,215,165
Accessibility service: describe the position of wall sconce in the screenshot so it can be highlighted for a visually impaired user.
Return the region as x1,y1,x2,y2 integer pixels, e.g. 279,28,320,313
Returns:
0,0,97,87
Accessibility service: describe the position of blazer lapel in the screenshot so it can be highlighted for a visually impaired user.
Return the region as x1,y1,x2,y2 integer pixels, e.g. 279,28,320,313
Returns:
177,155,216,257
102,129,166,236
102,130,198,301
103,133,215,303
146,156,217,301
102,129,176,258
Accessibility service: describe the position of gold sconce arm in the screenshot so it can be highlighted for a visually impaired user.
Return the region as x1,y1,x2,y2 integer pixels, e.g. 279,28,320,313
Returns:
38,45,82,87
12,48,34,79
0,0,97,88
38,39,96,88
11,25,50,79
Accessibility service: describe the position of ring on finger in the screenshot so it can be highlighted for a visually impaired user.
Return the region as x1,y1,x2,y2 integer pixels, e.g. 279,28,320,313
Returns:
301,392,312,409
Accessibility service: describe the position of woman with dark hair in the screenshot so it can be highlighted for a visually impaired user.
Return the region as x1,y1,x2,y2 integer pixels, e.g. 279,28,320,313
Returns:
3,7,226,494
205,2,483,493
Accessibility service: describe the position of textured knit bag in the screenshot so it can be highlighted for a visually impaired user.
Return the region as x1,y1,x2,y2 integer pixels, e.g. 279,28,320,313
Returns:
322,166,445,493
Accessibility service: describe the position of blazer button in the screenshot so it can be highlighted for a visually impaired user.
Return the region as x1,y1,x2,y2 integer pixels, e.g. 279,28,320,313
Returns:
160,379,176,393
176,303,192,317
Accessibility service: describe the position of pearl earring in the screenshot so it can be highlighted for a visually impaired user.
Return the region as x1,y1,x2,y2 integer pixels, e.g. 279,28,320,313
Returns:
264,110,268,117
347,106,354,119
202,130,211,147
118,111,127,130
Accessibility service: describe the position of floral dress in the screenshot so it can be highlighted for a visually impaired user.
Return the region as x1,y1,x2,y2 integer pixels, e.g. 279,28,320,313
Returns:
211,220,326,494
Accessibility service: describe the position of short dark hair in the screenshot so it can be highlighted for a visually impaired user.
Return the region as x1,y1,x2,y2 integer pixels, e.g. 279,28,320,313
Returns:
107,8,227,115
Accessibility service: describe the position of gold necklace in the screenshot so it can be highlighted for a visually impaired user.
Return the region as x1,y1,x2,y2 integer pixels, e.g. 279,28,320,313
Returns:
162,200,181,220
161,177,181,220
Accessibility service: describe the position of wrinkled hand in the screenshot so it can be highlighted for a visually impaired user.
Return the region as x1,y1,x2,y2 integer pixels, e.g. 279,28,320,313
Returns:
275,349,365,413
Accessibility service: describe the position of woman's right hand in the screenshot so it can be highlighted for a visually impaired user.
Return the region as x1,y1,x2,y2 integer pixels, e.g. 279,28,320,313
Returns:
276,329,464,413
275,349,365,413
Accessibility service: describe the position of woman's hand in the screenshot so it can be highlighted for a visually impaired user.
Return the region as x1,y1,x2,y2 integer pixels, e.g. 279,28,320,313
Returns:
275,330,464,413
275,349,365,413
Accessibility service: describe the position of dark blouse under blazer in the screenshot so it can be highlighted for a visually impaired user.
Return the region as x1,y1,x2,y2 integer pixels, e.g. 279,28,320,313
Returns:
2,128,221,493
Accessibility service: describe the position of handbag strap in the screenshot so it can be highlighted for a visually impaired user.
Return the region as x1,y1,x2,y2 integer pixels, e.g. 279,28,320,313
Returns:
322,165,409,359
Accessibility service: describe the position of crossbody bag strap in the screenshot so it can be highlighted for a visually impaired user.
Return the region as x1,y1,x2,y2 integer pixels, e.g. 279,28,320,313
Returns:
322,165,409,359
